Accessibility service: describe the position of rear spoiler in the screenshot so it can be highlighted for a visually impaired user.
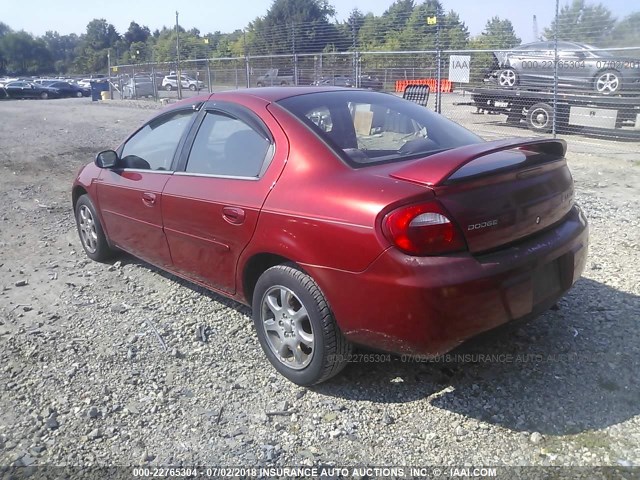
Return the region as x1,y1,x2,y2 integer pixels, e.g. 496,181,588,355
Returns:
389,138,567,187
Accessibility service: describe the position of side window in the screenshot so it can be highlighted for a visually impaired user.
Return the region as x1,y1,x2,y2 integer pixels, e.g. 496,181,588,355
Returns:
186,111,271,178
120,110,195,170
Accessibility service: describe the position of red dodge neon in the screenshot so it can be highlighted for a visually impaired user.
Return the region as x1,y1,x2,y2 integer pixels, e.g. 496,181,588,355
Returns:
72,88,588,385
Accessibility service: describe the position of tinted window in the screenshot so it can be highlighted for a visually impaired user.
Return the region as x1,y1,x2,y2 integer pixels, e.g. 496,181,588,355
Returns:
186,111,271,177
278,90,482,167
121,110,195,170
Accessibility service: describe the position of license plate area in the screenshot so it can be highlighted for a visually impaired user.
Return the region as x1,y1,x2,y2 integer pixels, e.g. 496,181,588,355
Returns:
532,259,562,305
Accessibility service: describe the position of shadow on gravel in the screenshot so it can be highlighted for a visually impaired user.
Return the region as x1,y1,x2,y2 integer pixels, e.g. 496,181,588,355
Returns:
112,254,251,315
314,278,640,436
108,254,639,435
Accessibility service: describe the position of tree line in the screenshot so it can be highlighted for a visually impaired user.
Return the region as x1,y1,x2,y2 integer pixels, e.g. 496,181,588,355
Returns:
0,0,638,76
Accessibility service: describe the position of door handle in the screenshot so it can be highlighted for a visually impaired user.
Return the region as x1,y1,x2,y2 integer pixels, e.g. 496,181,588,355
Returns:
222,206,246,225
142,192,157,207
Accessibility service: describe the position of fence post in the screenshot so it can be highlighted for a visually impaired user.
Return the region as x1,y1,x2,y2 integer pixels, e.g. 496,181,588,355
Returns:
207,61,212,93
245,56,251,89
552,0,559,137
132,65,136,99
152,66,158,102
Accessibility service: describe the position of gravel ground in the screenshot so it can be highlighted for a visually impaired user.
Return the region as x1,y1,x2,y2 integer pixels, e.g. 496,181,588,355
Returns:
0,98,639,470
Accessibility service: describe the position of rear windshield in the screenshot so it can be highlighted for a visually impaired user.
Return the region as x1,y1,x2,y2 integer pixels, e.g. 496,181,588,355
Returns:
277,90,483,167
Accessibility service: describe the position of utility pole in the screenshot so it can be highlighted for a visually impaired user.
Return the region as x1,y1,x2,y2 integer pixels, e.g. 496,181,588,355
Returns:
291,23,298,85
351,16,358,87
176,11,182,100
552,0,559,137
107,48,113,99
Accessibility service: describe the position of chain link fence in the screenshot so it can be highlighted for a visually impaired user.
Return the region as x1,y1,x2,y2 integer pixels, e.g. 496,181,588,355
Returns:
108,6,640,143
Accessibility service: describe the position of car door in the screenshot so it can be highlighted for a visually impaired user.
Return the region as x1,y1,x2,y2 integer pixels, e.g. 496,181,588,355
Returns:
161,101,285,294
7,82,31,98
556,42,589,88
515,43,553,86
96,107,199,268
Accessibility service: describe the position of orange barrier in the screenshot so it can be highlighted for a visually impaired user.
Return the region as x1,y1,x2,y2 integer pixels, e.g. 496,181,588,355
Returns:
395,79,453,93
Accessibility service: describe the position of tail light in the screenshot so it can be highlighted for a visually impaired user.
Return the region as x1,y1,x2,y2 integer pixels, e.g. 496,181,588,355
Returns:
382,201,467,256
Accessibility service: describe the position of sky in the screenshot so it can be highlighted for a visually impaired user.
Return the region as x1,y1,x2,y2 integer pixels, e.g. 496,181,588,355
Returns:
1,0,637,43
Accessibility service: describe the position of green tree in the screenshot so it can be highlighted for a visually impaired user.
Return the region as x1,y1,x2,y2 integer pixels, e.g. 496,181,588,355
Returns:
609,12,640,47
245,0,341,55
477,16,521,49
543,0,616,45
399,1,469,50
124,21,151,46
74,19,120,73
43,31,80,74
0,31,52,74
0,22,11,73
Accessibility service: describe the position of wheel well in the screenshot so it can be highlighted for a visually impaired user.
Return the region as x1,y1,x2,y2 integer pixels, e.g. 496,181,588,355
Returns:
242,253,296,303
72,186,88,209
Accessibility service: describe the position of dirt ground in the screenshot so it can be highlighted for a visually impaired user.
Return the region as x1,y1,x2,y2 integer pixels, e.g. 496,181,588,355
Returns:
0,97,639,469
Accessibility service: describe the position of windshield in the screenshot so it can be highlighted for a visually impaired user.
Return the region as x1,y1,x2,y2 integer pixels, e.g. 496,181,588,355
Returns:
278,90,482,167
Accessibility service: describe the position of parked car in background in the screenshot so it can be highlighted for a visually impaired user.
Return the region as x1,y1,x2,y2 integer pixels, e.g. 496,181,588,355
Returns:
256,68,294,87
312,74,383,90
358,74,384,90
77,79,93,89
313,75,354,87
123,77,155,99
72,88,588,385
162,74,204,91
486,41,640,95
2,81,59,99
45,81,90,97
0,77,19,88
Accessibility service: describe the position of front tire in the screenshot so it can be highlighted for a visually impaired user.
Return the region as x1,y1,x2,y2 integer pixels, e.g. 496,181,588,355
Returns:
75,195,115,262
189,84,196,91
76,91,83,98
252,264,352,386
165,84,172,91
40,92,49,100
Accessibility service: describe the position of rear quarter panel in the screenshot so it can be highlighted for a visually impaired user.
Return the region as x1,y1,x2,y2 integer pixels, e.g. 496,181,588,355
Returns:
239,102,430,287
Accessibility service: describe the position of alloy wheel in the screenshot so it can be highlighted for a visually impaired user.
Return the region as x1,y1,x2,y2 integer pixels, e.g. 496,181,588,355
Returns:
260,285,314,369
498,69,517,87
78,205,98,254
595,72,620,94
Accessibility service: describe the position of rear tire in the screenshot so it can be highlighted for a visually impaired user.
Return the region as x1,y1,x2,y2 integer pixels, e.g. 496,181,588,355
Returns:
189,84,196,91
594,69,621,95
40,92,48,100
165,84,172,91
76,91,83,98
75,195,115,262
526,102,553,133
252,264,352,386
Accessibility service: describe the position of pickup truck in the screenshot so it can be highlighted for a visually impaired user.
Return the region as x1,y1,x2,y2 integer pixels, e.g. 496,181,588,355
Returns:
256,68,294,87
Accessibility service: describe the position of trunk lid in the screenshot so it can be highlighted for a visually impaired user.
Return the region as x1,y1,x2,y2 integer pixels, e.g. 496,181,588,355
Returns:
388,138,574,253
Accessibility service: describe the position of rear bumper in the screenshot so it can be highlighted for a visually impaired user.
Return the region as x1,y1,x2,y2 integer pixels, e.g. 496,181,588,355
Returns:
305,205,588,356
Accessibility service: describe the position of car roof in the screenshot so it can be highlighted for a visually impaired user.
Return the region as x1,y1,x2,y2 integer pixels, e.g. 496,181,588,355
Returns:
215,86,355,102
153,87,359,120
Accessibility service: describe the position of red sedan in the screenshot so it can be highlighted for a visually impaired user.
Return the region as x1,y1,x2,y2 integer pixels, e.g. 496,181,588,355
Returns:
72,88,588,385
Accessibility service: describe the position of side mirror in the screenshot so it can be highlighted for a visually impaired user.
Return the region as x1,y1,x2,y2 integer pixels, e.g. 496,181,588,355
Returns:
95,150,119,169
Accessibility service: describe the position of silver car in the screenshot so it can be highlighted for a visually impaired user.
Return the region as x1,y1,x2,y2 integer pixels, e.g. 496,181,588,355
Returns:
123,77,155,99
488,41,640,95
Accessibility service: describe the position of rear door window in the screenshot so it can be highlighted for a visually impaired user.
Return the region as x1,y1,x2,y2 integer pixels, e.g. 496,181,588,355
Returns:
185,111,272,178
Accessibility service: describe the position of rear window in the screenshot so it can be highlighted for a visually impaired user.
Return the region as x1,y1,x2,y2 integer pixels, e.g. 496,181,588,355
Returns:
277,90,482,167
